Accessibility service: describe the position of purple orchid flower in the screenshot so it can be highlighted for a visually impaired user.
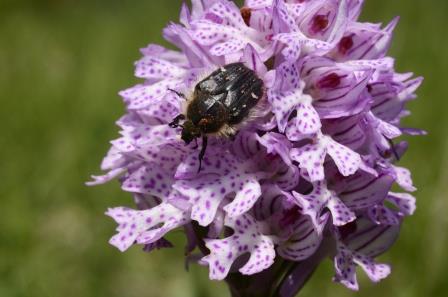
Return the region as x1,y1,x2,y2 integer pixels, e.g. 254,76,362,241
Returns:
88,0,423,296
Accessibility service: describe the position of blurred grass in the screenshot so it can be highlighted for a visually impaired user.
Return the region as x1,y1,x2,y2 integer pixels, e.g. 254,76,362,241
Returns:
0,0,447,296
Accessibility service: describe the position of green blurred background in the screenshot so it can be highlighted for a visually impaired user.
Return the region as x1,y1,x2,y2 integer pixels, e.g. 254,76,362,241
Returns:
0,0,447,296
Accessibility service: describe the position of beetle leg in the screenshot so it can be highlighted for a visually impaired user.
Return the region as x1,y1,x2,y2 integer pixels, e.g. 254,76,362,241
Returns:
192,138,199,149
197,135,208,173
168,88,186,100
169,114,185,128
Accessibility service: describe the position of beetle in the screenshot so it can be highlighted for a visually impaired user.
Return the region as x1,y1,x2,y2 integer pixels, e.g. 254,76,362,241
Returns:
168,62,264,172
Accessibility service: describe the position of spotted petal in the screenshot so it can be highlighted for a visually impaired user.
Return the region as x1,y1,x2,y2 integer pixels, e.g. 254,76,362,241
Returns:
285,95,322,140
368,191,416,225
106,203,189,252
274,32,332,60
391,165,416,192
173,150,265,226
387,192,416,216
290,134,362,182
268,88,302,133
268,62,306,132
290,141,326,182
292,181,355,233
201,213,276,280
135,56,187,80
326,135,362,176
333,244,390,291
190,18,264,57
120,80,181,110
245,0,272,9
210,39,247,56
122,164,175,198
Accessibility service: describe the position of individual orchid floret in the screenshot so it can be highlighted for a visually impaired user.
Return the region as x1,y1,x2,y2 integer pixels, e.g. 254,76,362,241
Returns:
290,132,362,182
376,161,417,192
333,217,400,290
370,71,423,123
333,243,391,290
268,62,321,137
300,55,373,119
293,0,348,43
365,111,402,146
106,203,190,252
189,0,270,60
272,0,349,59
201,213,276,280
368,192,416,225
330,18,399,61
291,181,356,233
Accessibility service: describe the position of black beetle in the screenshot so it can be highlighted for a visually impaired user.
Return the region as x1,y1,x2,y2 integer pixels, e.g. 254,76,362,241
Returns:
169,63,264,172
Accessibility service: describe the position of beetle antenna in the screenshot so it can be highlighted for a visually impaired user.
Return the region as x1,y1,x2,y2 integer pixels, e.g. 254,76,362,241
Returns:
168,88,186,100
197,136,208,173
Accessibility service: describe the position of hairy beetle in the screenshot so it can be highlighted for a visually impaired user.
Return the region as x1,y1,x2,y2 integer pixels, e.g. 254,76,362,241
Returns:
169,63,264,172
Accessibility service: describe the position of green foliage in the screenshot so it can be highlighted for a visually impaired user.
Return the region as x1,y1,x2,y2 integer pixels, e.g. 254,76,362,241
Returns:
0,1,447,296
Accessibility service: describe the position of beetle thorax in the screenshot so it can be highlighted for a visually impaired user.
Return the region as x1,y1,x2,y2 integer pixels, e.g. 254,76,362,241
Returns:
186,94,229,135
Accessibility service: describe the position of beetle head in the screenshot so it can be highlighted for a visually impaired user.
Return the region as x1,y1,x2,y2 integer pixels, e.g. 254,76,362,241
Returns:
181,120,201,144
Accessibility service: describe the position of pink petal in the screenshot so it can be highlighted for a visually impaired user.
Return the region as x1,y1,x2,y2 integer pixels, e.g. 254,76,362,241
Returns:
121,164,175,198
290,142,326,182
106,203,189,252
120,80,181,110
285,96,322,139
326,137,361,177
201,213,275,280
333,243,391,290
210,38,247,56
135,56,186,80
387,192,416,216
391,165,416,192
173,150,264,226
292,182,355,233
